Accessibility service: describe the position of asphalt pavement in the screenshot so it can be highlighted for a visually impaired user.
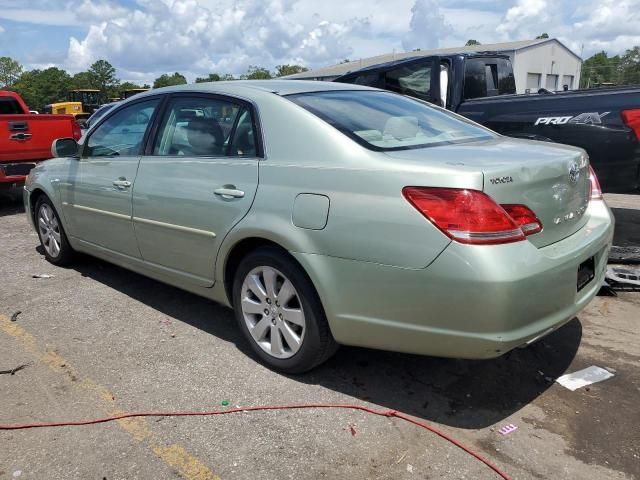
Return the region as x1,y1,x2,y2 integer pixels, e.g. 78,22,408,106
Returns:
1,194,638,480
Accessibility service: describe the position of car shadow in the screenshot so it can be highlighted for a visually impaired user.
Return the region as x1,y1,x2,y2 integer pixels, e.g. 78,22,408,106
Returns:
67,252,580,430
302,320,580,429
0,193,25,218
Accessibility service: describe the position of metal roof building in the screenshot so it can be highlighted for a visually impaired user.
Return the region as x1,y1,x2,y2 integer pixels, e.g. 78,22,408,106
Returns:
288,38,583,93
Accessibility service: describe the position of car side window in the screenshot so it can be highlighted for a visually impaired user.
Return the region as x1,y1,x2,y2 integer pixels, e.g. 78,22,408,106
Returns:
228,109,257,157
153,96,256,157
85,99,159,157
385,63,431,100
350,72,384,88
464,58,517,99
463,59,487,99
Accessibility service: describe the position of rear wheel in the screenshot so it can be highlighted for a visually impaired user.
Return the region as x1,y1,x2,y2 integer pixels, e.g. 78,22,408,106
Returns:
232,247,337,373
35,196,74,266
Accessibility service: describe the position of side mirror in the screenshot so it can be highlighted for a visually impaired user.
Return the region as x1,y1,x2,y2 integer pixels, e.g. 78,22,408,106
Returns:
51,138,79,158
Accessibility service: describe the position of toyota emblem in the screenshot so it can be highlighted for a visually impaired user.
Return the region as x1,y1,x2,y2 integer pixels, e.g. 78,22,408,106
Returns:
568,162,580,184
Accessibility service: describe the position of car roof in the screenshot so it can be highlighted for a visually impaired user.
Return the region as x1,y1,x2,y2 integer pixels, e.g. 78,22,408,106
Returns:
135,80,375,99
336,52,512,79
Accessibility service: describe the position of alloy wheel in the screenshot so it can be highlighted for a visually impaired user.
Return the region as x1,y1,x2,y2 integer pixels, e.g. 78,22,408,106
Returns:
240,266,306,359
38,204,62,258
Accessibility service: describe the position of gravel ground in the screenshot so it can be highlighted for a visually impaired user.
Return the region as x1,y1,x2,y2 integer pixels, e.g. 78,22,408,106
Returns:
1,194,639,480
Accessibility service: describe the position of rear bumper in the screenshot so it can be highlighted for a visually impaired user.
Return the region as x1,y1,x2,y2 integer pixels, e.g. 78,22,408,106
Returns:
294,200,614,359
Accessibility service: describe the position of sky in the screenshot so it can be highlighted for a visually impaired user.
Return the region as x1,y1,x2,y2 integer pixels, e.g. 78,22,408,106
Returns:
0,0,638,83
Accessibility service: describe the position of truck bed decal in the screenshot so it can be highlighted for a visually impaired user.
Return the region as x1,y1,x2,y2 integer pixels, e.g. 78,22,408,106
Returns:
534,112,610,126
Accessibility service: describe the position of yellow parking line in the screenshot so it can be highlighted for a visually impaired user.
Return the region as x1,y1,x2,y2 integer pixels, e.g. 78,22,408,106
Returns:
0,314,220,480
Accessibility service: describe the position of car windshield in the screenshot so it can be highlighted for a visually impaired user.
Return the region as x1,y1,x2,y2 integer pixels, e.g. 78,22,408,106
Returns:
87,104,116,127
288,90,495,151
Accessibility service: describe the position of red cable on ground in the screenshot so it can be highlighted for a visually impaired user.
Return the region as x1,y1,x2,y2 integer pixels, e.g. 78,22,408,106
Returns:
0,403,510,480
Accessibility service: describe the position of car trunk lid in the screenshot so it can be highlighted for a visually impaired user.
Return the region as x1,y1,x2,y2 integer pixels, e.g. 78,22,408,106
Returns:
385,137,591,248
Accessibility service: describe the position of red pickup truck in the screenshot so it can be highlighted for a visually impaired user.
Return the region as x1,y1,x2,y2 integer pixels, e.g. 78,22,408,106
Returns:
1,91,81,191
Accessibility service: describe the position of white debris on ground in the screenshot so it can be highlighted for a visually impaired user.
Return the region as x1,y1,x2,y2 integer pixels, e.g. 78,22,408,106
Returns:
556,366,615,391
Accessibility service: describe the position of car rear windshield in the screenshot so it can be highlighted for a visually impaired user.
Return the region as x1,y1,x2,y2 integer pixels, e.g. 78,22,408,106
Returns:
287,90,494,151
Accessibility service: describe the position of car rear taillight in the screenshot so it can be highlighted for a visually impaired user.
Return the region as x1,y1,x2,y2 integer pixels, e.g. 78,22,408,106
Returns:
621,109,640,140
588,165,603,200
72,121,82,141
402,187,526,245
501,204,543,235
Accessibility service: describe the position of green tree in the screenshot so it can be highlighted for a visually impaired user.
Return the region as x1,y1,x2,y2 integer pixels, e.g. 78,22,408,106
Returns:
274,64,308,77
119,81,143,90
619,46,640,85
241,65,272,80
219,74,236,81
0,56,23,88
71,71,96,90
12,67,71,110
581,51,622,87
88,59,119,96
465,39,481,46
195,73,221,83
536,33,549,39
153,72,187,88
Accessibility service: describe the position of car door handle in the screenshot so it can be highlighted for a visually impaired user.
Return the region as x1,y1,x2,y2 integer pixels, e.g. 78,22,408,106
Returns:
10,133,32,141
214,187,245,199
113,179,132,189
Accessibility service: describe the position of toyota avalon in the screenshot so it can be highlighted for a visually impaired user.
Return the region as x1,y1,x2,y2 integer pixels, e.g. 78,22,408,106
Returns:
24,80,613,373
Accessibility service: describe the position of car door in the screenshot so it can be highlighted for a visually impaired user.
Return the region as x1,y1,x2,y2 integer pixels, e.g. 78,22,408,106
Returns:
132,93,260,286
60,97,162,258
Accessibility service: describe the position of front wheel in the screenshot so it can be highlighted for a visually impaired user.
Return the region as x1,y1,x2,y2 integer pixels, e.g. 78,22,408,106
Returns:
232,247,337,373
35,196,74,266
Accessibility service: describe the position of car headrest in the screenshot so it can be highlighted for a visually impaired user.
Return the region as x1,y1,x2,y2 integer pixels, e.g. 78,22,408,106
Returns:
383,116,419,140
186,117,223,155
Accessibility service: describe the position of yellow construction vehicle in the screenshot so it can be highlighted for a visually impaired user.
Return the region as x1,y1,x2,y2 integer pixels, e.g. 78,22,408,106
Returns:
42,101,89,123
44,89,103,121
68,89,102,114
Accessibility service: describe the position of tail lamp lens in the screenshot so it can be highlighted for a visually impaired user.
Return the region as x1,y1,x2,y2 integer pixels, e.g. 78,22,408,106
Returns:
588,165,603,200
501,204,543,235
402,187,526,245
72,120,82,141
621,109,640,140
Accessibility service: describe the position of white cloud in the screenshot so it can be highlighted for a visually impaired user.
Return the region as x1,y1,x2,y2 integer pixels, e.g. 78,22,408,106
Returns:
493,0,640,57
64,0,372,81
0,25,5,34
3,0,640,82
496,0,554,39
75,0,129,21
402,0,452,51
572,0,640,47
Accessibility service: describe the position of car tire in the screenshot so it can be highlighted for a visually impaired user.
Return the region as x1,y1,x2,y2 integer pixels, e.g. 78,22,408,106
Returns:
232,246,338,374
35,195,74,266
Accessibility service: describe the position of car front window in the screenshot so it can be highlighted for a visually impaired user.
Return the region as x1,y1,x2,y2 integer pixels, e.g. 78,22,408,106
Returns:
288,90,494,151
85,99,159,157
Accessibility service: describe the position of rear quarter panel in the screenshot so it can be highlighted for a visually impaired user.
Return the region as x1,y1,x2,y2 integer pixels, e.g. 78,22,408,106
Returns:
217,93,483,278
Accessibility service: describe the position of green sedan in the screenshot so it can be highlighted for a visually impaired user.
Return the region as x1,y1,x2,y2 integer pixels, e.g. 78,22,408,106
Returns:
24,80,614,373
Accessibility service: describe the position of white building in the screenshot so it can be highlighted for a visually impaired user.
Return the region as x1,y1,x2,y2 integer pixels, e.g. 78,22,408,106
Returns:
288,38,582,93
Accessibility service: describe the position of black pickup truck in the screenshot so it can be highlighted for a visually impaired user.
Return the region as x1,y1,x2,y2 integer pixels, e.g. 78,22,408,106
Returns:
334,54,640,192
